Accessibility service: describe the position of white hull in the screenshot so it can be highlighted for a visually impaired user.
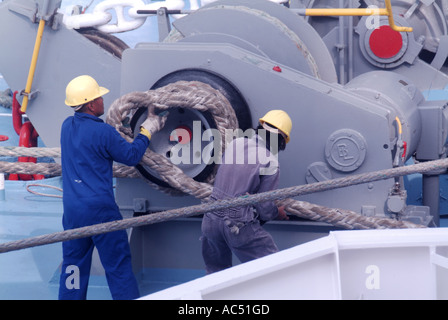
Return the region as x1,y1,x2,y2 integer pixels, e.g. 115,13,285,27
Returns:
142,228,448,300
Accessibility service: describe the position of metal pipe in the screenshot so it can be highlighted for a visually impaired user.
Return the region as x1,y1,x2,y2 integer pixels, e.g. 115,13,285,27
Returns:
347,0,354,82
384,0,412,32
294,0,413,32
299,8,389,16
338,0,345,84
20,19,45,113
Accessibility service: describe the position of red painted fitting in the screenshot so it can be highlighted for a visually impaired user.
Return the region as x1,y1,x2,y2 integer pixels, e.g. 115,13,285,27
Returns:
10,91,44,180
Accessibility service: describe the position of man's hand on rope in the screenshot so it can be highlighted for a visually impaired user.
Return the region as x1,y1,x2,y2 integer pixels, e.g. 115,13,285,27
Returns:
140,107,169,140
276,205,289,221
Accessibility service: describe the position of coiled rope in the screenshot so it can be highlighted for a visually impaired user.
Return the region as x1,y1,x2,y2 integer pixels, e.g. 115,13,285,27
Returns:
0,146,138,178
0,80,445,253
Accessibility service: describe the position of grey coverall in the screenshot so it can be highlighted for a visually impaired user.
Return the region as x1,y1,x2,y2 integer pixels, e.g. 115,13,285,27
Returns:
201,134,280,274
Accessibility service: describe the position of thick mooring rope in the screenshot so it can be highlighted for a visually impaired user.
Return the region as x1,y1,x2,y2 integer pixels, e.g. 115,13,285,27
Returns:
0,80,444,253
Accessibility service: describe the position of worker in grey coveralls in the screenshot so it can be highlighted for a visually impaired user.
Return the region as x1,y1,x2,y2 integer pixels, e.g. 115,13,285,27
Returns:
201,110,292,274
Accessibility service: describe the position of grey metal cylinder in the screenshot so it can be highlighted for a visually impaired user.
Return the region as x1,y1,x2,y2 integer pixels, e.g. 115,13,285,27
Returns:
344,71,422,161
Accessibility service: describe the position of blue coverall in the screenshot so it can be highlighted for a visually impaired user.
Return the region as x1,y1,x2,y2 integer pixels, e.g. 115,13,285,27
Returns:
201,135,280,274
58,112,149,300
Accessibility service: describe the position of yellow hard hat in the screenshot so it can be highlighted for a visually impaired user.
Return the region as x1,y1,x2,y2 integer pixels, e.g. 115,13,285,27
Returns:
65,75,109,107
259,110,292,143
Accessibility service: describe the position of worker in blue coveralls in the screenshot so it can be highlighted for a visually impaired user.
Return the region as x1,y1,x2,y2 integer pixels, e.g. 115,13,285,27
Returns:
58,75,167,300
201,110,292,274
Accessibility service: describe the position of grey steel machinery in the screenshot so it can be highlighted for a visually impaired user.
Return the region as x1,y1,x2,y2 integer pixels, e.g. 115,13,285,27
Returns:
1,0,448,270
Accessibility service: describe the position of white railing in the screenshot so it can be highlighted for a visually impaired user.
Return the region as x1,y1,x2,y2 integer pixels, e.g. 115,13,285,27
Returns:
61,0,288,33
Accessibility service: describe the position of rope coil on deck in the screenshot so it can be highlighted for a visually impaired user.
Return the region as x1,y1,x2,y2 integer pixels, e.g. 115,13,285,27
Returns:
0,80,446,253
